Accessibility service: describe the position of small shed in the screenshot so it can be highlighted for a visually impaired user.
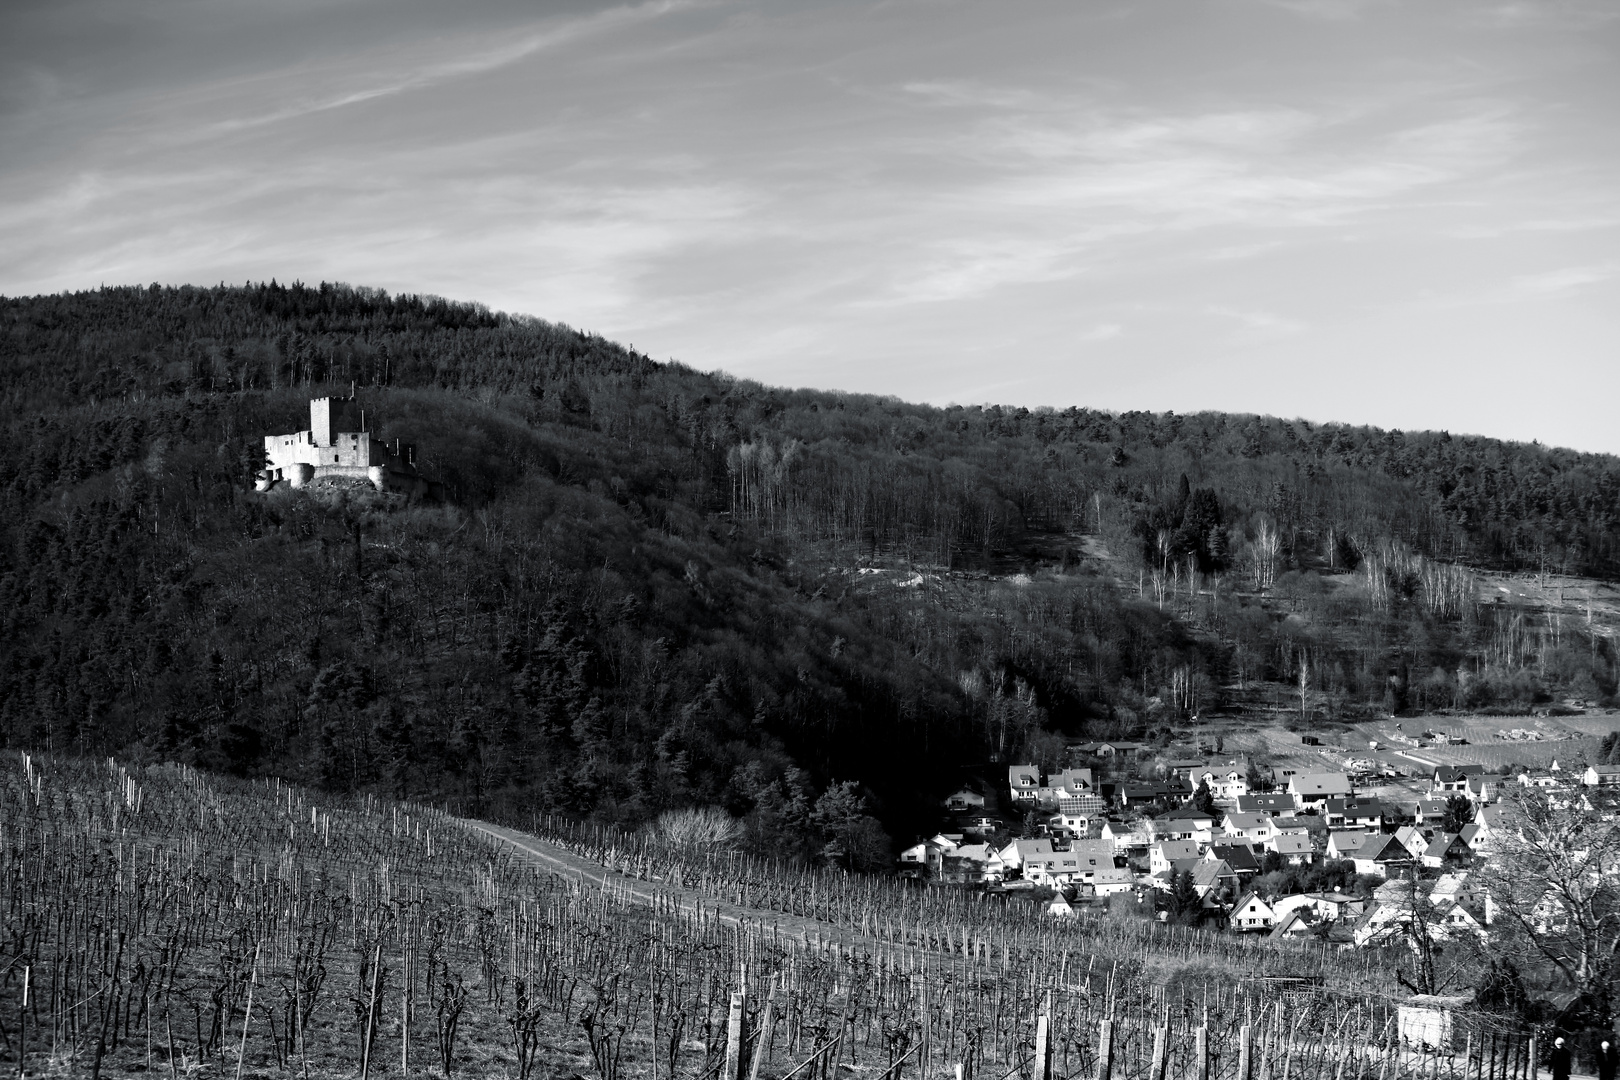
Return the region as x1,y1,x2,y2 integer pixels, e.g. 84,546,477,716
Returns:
1397,995,1470,1048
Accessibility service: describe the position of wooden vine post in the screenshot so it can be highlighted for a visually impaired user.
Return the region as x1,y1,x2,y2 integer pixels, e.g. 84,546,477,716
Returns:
1150,1020,1169,1080
1239,1023,1253,1080
749,977,778,1080
1096,1015,1115,1080
1033,990,1053,1080
725,991,748,1080
1195,1024,1210,1080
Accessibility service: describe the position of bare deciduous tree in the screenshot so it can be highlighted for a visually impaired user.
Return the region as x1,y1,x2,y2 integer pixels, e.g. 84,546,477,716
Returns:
652,807,742,851
1479,789,1620,1026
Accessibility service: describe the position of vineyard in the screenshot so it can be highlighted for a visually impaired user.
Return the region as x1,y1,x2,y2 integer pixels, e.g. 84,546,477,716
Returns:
1,754,1530,1079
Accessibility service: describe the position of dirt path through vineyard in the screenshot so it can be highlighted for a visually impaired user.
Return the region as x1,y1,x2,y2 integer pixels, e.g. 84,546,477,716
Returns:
465,819,879,953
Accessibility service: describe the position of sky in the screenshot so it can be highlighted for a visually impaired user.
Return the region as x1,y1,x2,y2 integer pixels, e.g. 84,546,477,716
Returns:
3,0,1618,453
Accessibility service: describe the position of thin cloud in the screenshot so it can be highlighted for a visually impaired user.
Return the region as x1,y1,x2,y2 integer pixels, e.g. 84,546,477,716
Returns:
1512,263,1620,296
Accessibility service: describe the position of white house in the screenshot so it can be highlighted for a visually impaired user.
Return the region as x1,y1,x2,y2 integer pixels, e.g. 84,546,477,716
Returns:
1049,767,1096,795
1091,865,1136,896
1324,830,1368,861
1431,765,1483,794
1323,799,1386,832
1234,793,1297,817
1008,765,1042,802
897,833,962,876
945,788,986,811
1352,833,1414,879
1264,831,1314,865
1393,826,1429,860
1056,796,1109,833
1463,774,1503,804
1583,764,1620,788
1195,766,1250,802
1063,839,1121,886
937,843,994,883
1273,891,1362,923
1268,910,1316,938
1420,832,1473,869
1101,820,1153,854
1158,806,1217,846
1288,772,1353,808
1149,839,1200,876
1229,890,1276,932
1221,812,1276,844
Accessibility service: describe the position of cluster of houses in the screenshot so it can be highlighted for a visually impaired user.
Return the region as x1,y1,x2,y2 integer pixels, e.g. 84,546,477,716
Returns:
900,756,1620,944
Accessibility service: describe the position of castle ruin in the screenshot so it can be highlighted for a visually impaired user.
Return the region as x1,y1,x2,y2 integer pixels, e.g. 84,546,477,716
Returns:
256,393,433,496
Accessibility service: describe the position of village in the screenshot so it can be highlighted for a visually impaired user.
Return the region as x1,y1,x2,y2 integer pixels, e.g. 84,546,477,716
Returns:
899,738,1620,947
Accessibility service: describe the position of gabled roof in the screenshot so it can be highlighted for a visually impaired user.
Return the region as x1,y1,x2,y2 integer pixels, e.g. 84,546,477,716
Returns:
1231,890,1272,915
1325,798,1388,817
1223,812,1272,831
1589,764,1620,776
1092,865,1134,886
1267,832,1313,854
1191,859,1237,887
1356,833,1410,863
1434,765,1486,782
1001,838,1056,859
1164,805,1215,822
1050,767,1095,791
1066,839,1117,862
1423,832,1470,859
1152,839,1200,861
1325,830,1367,855
1008,765,1041,786
1208,844,1261,873
1234,794,1295,813
1290,773,1353,795
947,843,992,863
1269,910,1313,938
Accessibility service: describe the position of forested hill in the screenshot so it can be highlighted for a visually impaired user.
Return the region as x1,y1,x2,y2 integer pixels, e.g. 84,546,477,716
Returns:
2,282,1617,861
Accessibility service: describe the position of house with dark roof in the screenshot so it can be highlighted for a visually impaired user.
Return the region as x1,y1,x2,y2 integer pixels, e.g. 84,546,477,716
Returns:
1206,843,1261,877
1352,833,1415,878
1420,832,1474,870
1324,799,1389,832
1149,839,1200,876
1411,798,1451,828
1432,765,1485,794
1234,793,1296,816
1190,859,1240,903
1268,909,1317,939
1159,805,1216,844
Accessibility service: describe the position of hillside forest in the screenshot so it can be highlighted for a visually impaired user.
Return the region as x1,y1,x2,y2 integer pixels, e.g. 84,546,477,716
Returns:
2,282,1619,862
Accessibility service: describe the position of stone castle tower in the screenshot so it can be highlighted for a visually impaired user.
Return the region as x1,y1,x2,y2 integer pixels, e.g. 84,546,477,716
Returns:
256,393,433,496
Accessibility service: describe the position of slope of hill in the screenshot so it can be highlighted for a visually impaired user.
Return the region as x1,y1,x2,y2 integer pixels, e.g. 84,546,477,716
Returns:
0,752,1408,1080
1,282,1617,853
